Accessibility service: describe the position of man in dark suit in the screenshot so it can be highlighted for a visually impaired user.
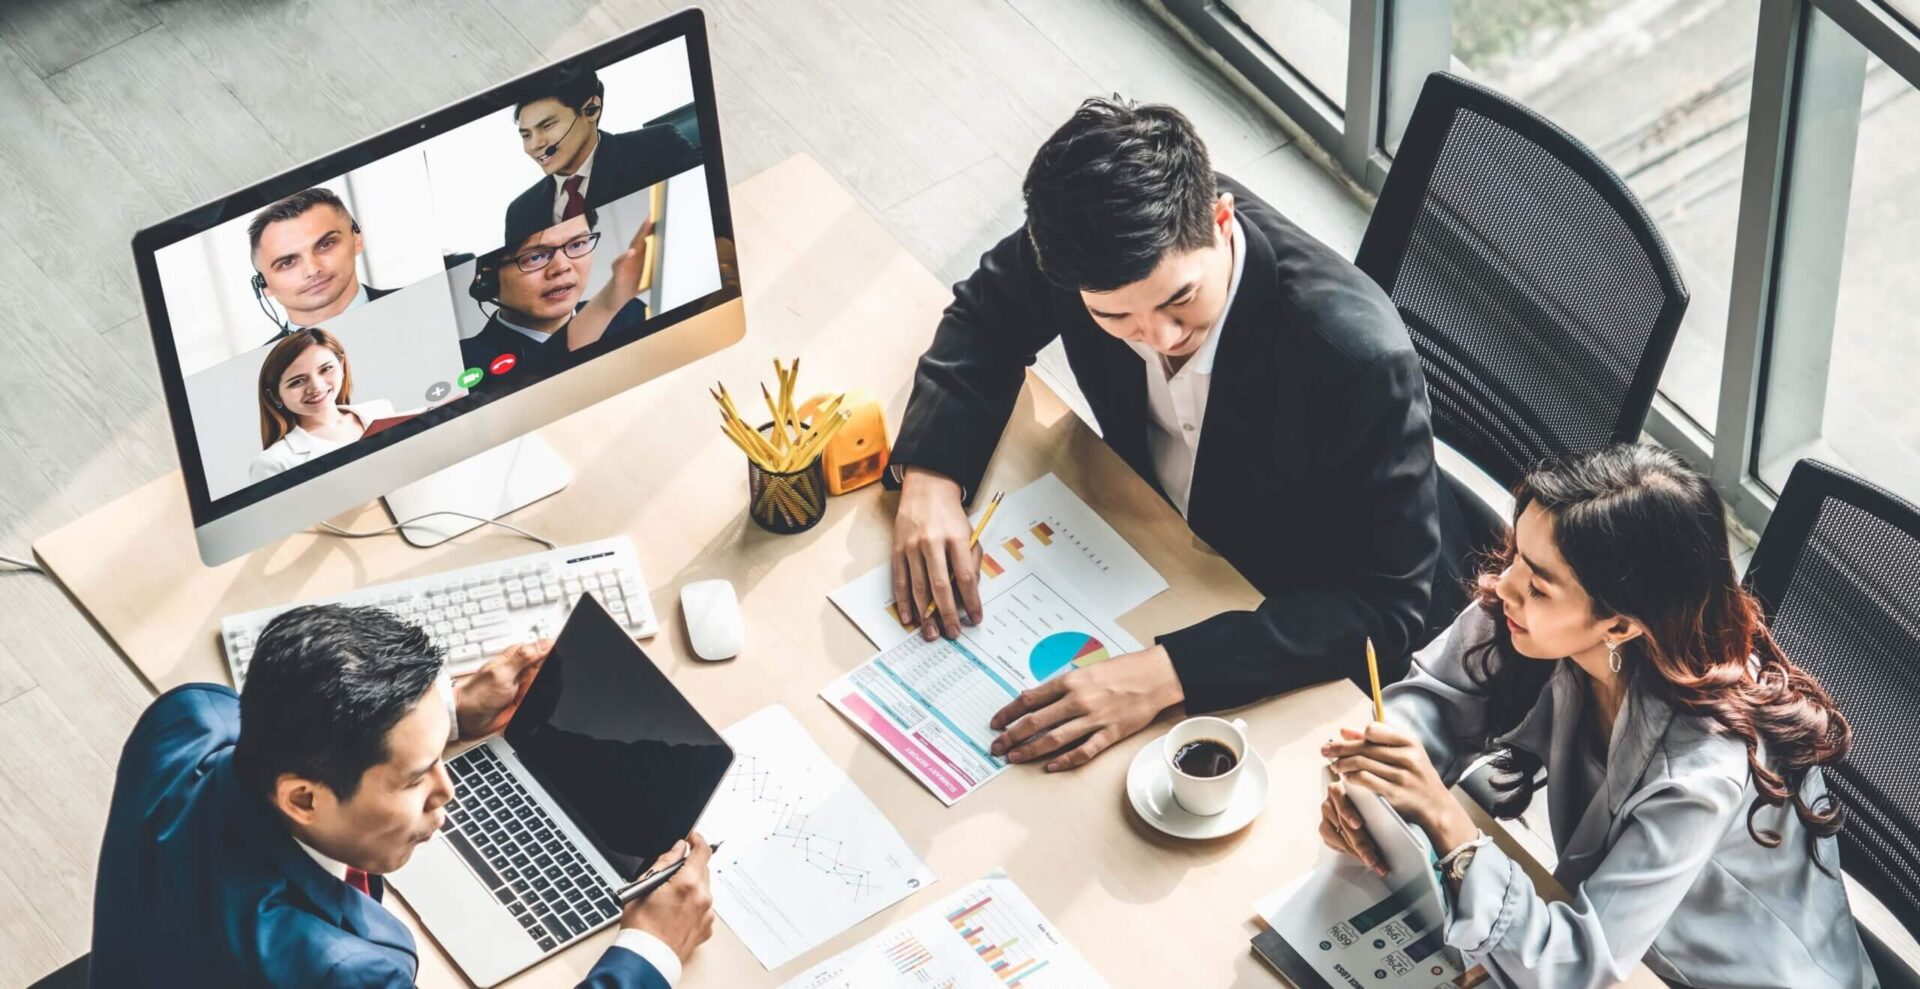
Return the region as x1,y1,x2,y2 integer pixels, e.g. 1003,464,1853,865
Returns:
92,605,714,987
461,209,655,399
249,187,396,345
888,98,1440,771
503,64,701,248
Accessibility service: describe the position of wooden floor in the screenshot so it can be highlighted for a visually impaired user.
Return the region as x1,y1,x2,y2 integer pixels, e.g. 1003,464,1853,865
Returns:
0,0,1365,980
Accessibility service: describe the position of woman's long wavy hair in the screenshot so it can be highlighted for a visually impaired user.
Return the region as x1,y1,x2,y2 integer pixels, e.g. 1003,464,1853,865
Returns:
1466,444,1850,858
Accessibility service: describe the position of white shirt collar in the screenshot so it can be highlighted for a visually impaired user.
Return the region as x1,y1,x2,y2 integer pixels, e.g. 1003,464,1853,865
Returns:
557,132,598,188
294,836,350,882
496,312,557,344
1190,216,1245,376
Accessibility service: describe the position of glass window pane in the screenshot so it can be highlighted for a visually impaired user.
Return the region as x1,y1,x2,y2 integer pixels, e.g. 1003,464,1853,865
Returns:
1756,34,1920,505
1450,0,1763,435
1882,0,1920,33
1226,0,1351,110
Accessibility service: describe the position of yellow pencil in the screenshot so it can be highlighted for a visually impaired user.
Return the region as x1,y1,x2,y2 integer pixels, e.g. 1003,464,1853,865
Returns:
1366,636,1385,723
921,491,1004,621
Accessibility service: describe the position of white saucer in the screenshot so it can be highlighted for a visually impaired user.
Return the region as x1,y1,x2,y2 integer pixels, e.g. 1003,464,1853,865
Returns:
1126,741,1269,839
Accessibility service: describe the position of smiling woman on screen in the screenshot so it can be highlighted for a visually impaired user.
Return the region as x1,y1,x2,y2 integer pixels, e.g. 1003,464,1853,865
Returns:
248,327,394,484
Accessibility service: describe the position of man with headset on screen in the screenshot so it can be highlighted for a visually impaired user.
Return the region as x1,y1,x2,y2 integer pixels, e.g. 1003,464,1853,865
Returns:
502,64,701,245
250,187,394,344
461,209,653,397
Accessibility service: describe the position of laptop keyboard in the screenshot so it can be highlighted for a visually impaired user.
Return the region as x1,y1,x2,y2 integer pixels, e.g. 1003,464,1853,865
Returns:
440,746,622,952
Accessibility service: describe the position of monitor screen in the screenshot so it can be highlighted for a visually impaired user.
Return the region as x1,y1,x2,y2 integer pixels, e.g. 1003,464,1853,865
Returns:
504,594,733,879
134,15,733,516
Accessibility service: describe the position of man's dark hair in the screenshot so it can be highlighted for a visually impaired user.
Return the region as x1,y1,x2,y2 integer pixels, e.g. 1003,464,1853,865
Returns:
515,64,605,118
248,187,354,258
1023,97,1218,292
234,605,443,803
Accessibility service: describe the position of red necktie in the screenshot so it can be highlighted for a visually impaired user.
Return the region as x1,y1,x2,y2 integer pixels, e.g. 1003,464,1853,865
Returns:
344,867,372,897
561,175,586,220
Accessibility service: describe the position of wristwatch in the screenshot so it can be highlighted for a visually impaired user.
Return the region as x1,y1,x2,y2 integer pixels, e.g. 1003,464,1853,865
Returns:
1438,833,1490,884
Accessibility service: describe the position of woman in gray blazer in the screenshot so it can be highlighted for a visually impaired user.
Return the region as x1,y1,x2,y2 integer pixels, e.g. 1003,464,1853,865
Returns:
1319,444,1877,989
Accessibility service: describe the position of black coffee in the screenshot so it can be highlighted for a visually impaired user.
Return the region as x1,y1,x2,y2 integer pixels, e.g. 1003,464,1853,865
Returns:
1173,738,1238,778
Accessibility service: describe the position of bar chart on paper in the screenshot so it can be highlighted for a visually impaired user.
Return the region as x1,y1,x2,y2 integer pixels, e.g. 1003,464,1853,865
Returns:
823,573,1141,804
780,872,1106,989
830,473,1167,650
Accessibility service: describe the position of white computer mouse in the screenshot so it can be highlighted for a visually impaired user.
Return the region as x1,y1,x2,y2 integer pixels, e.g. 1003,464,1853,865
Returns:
680,579,744,661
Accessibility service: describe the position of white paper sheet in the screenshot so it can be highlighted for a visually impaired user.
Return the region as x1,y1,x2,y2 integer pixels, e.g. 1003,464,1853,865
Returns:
695,705,936,969
822,572,1141,804
829,473,1167,649
779,870,1105,988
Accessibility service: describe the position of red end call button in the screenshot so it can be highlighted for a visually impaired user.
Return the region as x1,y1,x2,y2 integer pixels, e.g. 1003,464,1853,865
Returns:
489,353,517,375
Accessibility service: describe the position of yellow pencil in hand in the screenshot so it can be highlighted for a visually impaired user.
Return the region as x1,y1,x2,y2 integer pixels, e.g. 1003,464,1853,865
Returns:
1366,636,1385,723
921,491,1004,621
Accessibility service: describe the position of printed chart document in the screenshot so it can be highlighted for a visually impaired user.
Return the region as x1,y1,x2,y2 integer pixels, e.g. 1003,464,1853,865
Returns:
823,572,1141,804
829,473,1167,649
1253,790,1488,988
695,705,936,969
779,870,1105,989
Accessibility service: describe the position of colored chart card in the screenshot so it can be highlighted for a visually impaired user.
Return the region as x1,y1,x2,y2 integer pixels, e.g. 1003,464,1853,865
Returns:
829,473,1167,650
1252,791,1488,989
695,706,936,969
779,870,1105,989
822,572,1141,804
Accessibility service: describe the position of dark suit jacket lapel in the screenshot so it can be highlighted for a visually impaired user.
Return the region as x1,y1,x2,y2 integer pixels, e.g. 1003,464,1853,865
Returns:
1186,212,1290,536
217,758,419,970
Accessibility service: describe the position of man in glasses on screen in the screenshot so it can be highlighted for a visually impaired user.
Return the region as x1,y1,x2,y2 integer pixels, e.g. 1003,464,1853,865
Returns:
461,209,653,398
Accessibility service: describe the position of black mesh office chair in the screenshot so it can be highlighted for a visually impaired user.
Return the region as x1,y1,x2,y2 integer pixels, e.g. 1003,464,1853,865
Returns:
1745,460,1920,986
1356,72,1690,644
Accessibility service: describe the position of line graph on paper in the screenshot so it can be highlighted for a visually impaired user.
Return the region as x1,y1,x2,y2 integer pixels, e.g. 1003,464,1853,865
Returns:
697,706,937,969
725,755,878,900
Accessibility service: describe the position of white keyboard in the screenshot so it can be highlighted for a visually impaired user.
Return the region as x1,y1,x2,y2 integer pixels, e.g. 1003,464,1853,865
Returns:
220,536,657,686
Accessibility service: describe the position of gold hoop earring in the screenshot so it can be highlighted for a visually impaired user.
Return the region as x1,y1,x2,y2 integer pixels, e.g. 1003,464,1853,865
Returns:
1606,640,1622,674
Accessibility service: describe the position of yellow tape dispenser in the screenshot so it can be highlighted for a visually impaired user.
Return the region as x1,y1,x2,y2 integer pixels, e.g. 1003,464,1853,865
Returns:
797,390,891,494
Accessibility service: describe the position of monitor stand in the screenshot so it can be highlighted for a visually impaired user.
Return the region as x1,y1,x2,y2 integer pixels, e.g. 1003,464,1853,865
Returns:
381,435,572,547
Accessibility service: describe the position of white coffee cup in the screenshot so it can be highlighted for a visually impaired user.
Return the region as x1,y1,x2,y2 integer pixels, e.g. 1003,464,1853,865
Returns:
1162,716,1249,816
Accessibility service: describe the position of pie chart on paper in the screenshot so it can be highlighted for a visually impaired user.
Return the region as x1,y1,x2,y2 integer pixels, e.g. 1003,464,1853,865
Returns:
1029,632,1111,680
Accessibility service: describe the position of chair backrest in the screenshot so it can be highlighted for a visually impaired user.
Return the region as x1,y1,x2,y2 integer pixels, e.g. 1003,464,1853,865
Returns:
1356,72,1689,488
1746,459,1920,944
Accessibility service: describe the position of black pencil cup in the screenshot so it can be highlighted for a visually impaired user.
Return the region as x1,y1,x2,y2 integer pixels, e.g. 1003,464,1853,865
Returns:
747,425,828,534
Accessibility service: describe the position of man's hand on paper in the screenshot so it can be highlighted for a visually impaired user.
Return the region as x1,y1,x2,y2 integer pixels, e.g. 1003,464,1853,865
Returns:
892,466,983,640
1321,723,1478,857
988,645,1184,771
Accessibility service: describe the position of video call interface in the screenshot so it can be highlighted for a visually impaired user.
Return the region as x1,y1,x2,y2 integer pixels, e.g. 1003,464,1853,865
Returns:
153,37,723,503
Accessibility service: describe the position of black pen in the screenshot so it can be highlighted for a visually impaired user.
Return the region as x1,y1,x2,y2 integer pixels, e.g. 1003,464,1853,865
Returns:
614,841,724,903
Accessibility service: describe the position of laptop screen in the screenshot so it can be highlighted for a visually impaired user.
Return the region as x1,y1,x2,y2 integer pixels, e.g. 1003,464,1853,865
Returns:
503,594,732,879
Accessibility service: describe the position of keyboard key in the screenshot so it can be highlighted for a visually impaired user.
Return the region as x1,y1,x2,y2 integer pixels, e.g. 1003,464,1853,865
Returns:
561,912,586,937
537,936,556,952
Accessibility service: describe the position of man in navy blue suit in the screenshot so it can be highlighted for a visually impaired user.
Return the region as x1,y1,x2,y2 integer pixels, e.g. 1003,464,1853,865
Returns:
92,605,713,987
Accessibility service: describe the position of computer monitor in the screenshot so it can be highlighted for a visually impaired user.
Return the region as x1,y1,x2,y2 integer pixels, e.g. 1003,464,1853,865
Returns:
132,10,743,565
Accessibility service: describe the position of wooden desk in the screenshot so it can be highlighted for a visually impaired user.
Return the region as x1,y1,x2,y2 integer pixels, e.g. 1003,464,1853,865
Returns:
37,155,1659,988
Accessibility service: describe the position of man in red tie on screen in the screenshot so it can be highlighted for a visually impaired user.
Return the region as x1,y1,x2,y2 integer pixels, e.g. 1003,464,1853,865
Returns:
90,605,714,987
503,64,702,246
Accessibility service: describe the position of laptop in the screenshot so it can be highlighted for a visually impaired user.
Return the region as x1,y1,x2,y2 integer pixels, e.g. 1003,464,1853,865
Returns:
392,593,734,987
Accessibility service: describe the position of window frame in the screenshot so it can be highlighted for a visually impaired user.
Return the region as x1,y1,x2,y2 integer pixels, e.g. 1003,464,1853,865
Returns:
1160,0,1920,535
